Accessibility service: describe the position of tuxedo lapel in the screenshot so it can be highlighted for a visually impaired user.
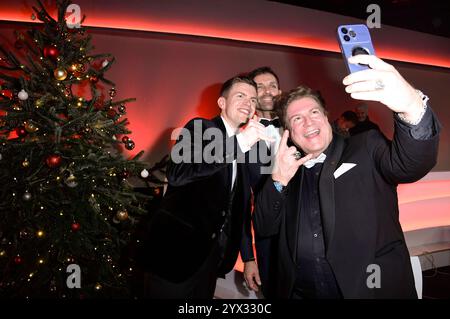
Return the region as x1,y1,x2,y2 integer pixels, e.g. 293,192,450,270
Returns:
212,116,232,194
319,134,345,251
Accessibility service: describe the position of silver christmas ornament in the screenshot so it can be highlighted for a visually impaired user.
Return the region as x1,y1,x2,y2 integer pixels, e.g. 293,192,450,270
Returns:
18,89,29,100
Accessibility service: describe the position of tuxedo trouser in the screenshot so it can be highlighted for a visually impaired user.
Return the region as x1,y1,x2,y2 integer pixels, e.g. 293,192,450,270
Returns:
145,244,221,299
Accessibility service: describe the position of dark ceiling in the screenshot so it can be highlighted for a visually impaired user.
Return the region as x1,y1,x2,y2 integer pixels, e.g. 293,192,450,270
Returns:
271,0,450,39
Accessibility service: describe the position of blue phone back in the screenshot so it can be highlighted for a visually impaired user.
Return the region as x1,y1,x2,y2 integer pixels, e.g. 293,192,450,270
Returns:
337,24,376,74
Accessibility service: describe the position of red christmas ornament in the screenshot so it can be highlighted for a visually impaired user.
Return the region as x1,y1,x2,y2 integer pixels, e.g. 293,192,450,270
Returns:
15,126,28,138
121,136,129,143
56,113,68,121
125,140,135,150
14,256,23,265
89,75,99,83
106,109,117,119
0,89,13,99
43,46,59,60
46,154,62,168
119,170,130,179
94,103,104,111
15,40,25,50
71,223,80,232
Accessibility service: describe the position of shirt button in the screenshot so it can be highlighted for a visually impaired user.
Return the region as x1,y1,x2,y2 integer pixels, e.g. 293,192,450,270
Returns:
316,257,320,262
221,210,226,217
313,233,318,238
211,233,216,239
313,210,318,214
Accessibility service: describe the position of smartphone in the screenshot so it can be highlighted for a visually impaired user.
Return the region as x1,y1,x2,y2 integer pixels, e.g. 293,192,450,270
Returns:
337,24,376,74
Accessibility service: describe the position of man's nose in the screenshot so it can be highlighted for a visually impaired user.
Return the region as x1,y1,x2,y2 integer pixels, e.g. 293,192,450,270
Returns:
304,116,313,126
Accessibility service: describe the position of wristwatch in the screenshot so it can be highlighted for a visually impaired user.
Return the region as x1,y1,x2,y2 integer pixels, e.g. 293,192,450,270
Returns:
273,181,285,193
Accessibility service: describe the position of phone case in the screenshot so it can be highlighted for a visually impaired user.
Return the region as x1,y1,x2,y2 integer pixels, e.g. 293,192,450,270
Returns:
337,24,376,74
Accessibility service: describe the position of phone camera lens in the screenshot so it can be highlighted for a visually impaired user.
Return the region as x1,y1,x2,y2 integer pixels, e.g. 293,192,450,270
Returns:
341,27,348,34
349,30,356,37
343,35,350,41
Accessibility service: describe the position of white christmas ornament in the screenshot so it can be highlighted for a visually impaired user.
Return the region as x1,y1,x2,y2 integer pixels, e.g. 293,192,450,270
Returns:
102,60,109,68
140,169,149,178
18,89,29,100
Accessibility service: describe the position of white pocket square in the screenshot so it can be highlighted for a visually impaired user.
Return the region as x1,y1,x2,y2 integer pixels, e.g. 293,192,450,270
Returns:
334,163,357,179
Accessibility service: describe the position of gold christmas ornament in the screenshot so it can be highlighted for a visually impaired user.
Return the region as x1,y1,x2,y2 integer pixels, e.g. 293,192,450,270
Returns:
25,121,39,133
65,174,78,188
36,230,45,238
116,210,128,221
54,67,68,81
22,159,30,167
94,283,102,290
35,99,44,108
23,191,32,201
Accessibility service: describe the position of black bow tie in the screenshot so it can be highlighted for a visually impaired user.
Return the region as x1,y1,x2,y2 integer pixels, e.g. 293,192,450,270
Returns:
259,118,281,128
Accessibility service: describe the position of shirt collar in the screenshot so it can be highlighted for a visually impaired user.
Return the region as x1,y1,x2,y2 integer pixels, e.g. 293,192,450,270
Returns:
221,116,237,137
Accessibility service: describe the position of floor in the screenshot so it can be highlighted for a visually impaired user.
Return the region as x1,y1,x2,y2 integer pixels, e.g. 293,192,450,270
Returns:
422,266,450,299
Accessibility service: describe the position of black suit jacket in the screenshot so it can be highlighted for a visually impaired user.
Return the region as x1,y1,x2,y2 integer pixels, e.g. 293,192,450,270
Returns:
254,115,439,298
240,140,272,262
140,117,252,283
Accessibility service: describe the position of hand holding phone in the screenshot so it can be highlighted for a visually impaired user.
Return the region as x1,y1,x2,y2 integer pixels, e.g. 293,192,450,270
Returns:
337,24,376,74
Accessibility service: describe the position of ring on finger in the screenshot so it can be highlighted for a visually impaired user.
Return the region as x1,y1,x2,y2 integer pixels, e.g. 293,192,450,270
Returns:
293,151,302,160
374,79,385,90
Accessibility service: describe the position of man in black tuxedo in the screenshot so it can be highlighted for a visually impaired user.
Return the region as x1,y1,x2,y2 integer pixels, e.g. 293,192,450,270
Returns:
351,103,380,135
140,75,273,298
254,55,440,298
241,67,282,298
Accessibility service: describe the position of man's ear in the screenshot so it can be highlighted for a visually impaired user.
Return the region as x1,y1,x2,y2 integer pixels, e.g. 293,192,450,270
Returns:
217,96,226,110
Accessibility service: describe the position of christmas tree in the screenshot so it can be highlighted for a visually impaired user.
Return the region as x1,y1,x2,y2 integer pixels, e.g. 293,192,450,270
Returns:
0,0,163,298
